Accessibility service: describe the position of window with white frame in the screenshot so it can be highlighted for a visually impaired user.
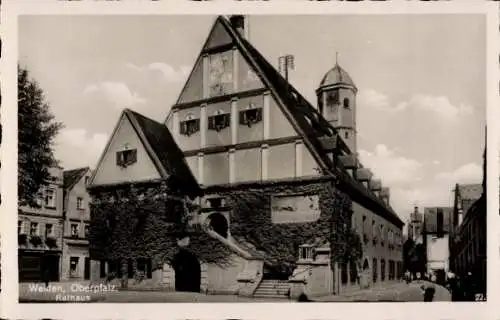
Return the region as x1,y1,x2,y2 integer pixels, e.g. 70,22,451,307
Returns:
77,197,84,210
71,224,79,237
30,222,39,236
44,188,56,208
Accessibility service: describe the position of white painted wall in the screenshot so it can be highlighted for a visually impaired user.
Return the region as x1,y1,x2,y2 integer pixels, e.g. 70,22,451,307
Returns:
426,234,449,272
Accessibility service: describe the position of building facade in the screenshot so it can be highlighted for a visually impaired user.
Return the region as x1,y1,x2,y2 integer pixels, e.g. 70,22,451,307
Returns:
18,166,64,282
61,167,92,281
449,183,486,294
422,206,452,283
407,206,423,244
90,15,404,298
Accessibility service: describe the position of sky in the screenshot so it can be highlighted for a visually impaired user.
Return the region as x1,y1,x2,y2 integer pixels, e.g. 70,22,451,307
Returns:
18,14,486,224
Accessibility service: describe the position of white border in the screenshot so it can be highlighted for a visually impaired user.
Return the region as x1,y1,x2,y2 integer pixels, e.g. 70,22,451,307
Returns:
1,1,498,319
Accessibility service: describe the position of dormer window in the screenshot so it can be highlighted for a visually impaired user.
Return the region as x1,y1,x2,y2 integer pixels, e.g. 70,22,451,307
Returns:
239,103,262,127
343,97,350,108
180,113,200,136
116,144,137,168
208,109,230,132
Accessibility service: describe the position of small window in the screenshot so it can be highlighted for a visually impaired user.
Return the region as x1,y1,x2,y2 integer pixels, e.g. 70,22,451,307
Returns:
45,224,54,238
71,224,79,237
70,257,79,277
299,245,314,261
208,110,230,132
180,114,200,136
239,104,262,127
326,90,340,105
84,224,89,238
30,222,38,236
116,149,137,168
345,131,349,139
77,197,84,210
44,188,56,208
343,97,350,108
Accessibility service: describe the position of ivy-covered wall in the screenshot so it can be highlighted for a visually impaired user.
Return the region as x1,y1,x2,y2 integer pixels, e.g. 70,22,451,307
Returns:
89,178,363,280
89,182,233,271
208,178,363,277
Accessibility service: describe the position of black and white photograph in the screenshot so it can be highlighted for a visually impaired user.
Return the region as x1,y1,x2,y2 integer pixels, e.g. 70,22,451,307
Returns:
12,9,490,308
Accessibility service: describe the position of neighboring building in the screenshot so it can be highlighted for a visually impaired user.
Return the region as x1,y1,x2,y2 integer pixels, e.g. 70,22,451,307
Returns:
407,206,423,244
90,15,405,298
449,183,485,284
61,167,92,281
422,206,452,283
449,136,486,295
18,166,64,282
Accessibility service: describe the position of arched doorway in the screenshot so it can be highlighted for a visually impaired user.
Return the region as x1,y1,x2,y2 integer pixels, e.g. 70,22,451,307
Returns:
172,249,201,292
208,213,229,238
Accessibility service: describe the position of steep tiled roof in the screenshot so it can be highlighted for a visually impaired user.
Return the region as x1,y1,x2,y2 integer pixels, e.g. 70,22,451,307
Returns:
217,16,404,227
458,184,482,201
319,63,357,89
63,167,89,190
125,109,201,198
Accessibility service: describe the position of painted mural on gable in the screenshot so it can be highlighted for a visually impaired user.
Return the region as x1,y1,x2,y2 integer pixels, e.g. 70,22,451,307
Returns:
209,51,233,97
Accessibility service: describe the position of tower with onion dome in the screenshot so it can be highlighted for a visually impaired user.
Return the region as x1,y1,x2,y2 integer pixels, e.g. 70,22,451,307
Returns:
316,54,358,153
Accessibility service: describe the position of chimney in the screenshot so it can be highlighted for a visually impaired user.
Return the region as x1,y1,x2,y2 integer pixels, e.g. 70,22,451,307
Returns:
229,15,248,39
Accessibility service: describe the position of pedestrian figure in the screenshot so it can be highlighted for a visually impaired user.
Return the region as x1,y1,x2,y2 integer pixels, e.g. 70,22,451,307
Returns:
448,275,461,302
405,270,411,284
464,272,475,301
421,282,436,302
297,293,313,302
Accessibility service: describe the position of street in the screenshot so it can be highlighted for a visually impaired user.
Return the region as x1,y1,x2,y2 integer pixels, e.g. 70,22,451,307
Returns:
19,280,450,303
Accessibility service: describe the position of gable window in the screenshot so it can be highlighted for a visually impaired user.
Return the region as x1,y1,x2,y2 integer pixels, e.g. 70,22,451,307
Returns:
239,103,262,127
179,113,200,136
71,224,79,238
45,188,56,208
116,144,137,168
30,222,39,236
77,197,84,210
208,109,230,132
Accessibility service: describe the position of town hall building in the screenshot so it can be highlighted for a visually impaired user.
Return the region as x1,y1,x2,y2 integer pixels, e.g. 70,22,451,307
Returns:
89,15,405,298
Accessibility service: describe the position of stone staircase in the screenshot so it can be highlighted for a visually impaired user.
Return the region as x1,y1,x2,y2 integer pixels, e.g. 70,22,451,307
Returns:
253,279,291,299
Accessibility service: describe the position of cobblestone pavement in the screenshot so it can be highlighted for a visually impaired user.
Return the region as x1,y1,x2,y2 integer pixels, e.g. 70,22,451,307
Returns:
19,280,450,303
316,280,451,302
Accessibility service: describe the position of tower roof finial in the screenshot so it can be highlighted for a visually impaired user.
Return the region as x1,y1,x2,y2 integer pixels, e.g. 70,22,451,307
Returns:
335,52,339,65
